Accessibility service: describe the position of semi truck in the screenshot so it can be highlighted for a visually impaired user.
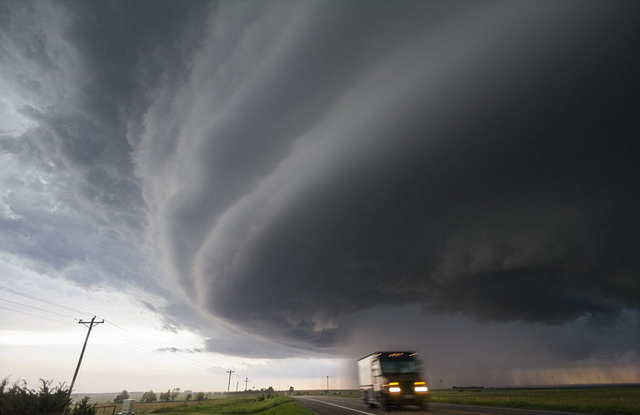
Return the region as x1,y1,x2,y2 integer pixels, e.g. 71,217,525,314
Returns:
358,351,428,410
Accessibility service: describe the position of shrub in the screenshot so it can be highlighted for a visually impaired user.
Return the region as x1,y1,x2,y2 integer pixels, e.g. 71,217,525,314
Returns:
71,396,96,415
0,378,71,415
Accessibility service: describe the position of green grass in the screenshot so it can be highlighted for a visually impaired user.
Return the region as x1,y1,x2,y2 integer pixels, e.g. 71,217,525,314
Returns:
429,387,640,415
147,396,315,415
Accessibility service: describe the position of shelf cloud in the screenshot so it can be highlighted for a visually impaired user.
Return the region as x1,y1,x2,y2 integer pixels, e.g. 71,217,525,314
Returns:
1,0,639,364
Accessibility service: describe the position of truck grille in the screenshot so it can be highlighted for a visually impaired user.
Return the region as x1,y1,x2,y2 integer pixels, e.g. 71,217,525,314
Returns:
401,381,414,394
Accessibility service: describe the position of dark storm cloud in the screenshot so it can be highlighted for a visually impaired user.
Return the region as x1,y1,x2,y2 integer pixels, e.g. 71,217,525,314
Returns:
338,305,640,385
2,0,639,361
162,1,640,349
204,334,323,360
0,1,207,291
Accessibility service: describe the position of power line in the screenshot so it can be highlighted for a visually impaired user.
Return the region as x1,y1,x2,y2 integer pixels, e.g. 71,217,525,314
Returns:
0,285,91,315
98,326,216,373
0,286,213,369
0,305,76,326
100,320,216,370
0,297,77,320
0,308,214,374
0,286,221,375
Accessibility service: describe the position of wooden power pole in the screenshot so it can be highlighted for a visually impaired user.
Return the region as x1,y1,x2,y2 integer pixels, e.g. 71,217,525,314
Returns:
227,370,235,394
70,316,104,394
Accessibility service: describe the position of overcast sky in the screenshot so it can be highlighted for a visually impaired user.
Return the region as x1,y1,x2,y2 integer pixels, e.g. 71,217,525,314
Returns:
1,0,639,393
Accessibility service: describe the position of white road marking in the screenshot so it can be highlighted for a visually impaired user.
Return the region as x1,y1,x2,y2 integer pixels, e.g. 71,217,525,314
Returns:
298,397,376,415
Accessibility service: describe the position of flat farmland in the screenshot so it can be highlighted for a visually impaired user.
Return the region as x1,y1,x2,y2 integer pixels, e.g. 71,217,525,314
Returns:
96,396,314,415
429,386,640,415
93,387,640,415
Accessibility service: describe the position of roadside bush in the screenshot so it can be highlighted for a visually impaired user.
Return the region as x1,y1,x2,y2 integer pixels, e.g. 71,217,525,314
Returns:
71,396,96,415
0,378,71,415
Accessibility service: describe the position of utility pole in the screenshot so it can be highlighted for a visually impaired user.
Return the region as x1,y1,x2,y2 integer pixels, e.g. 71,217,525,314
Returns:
326,376,329,393
70,316,104,394
226,370,235,394
440,379,443,390
244,378,249,392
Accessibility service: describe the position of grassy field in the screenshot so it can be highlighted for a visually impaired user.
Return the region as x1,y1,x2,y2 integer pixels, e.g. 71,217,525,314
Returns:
96,396,314,415
92,387,640,415
429,387,640,415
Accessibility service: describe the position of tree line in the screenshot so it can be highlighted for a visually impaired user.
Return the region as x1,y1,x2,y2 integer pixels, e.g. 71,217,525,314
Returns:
118,388,208,403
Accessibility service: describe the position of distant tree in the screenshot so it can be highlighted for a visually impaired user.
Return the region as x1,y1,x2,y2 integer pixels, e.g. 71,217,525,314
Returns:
72,396,97,415
185,393,192,401
171,387,180,401
265,386,274,399
114,389,130,403
160,390,171,402
195,392,205,401
141,390,157,403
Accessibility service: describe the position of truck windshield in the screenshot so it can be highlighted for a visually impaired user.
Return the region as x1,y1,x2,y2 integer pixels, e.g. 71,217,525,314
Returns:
380,360,420,374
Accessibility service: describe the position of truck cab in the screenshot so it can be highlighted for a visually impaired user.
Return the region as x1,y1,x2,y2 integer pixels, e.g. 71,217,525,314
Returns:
358,352,429,410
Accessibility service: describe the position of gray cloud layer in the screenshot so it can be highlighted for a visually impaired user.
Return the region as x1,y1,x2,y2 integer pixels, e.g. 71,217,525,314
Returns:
2,1,639,359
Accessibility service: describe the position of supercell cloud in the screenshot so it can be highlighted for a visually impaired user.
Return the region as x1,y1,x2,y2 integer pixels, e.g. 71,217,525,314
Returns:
1,0,639,357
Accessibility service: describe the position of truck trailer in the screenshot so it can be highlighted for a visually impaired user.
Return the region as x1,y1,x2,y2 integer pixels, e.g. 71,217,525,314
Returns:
358,351,428,410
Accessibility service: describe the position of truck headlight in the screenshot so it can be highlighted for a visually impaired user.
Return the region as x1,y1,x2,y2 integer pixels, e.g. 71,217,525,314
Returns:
389,387,401,393
414,382,428,392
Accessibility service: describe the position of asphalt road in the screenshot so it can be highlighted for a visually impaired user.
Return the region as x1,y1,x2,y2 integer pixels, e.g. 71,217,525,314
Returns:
295,396,591,415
